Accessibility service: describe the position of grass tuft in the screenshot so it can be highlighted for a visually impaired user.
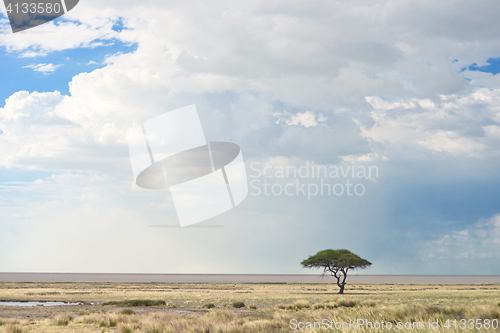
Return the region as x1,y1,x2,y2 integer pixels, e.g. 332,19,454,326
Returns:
337,300,359,308
232,301,245,308
119,324,135,333
277,300,310,310
55,314,73,326
4,325,24,333
204,302,216,309
119,309,136,315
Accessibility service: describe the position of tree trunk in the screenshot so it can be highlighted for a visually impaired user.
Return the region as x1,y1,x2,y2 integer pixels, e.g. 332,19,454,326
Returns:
338,285,345,294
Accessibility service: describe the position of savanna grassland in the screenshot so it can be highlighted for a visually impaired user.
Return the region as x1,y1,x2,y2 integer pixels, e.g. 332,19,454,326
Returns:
0,282,499,332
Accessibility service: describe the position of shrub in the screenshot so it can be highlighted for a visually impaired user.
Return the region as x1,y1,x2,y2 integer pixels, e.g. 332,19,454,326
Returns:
101,300,166,307
232,301,245,308
203,302,216,309
249,305,257,310
337,300,359,308
119,309,136,315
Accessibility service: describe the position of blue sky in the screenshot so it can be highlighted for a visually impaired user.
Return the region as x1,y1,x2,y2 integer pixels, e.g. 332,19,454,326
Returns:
1,0,500,275
0,40,136,102
467,57,500,75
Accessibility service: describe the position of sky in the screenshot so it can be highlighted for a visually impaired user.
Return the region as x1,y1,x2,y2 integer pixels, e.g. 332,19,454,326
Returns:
1,0,500,275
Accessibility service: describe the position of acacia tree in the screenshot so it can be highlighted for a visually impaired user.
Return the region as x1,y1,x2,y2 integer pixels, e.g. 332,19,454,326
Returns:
301,249,372,294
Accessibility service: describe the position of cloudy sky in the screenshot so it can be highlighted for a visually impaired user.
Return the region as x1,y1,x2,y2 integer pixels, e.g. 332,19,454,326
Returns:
1,0,500,275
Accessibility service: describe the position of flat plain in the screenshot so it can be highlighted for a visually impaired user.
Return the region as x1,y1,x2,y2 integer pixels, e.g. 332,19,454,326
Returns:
0,282,499,332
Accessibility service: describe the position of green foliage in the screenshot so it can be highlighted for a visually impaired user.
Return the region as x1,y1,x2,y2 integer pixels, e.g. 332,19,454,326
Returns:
101,300,166,307
249,305,257,309
232,301,245,308
119,309,136,315
204,302,216,309
301,249,372,270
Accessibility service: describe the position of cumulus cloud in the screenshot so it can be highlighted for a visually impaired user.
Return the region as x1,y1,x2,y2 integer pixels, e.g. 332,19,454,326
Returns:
0,6,136,57
358,88,500,158
422,214,500,261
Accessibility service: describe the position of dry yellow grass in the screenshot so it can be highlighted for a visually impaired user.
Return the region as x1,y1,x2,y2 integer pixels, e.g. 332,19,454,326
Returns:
0,282,498,332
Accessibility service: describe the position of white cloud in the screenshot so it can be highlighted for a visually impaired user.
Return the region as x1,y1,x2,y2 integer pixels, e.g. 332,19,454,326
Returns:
274,110,327,128
359,88,500,158
340,153,388,164
18,50,48,58
422,214,500,260
23,63,61,73
0,15,136,57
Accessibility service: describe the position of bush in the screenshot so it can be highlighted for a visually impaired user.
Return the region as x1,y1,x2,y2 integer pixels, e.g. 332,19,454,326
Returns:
101,300,166,307
232,301,245,308
337,300,359,308
249,305,257,309
119,309,136,315
203,302,216,309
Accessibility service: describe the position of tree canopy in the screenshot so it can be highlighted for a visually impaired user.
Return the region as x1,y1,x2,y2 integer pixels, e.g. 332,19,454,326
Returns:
301,249,372,294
